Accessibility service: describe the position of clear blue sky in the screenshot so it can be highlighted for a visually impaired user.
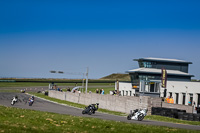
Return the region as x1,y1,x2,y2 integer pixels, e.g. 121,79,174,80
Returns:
0,0,200,79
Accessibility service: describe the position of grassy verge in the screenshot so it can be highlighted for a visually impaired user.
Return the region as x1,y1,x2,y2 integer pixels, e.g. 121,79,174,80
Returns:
0,89,21,93
0,82,50,87
0,82,114,88
145,115,200,126
0,105,199,133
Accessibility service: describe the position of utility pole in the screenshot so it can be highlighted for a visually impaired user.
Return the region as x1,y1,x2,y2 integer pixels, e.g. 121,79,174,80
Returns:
85,67,89,93
116,79,119,95
82,73,85,93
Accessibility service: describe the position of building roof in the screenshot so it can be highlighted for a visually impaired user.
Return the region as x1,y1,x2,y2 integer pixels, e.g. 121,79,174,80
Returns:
127,68,194,77
134,57,192,64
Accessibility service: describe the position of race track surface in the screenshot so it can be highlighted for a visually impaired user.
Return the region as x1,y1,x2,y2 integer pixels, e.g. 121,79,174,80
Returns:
0,92,200,131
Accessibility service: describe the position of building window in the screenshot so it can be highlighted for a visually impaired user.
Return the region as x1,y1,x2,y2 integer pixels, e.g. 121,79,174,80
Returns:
169,92,172,98
189,94,193,105
140,81,160,93
176,93,179,104
182,93,186,105
198,94,200,106
139,61,154,68
143,62,152,68
150,82,155,92
139,75,156,81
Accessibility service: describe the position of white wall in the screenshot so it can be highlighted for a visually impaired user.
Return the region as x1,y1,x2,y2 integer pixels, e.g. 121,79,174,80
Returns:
114,81,200,107
163,81,200,106
115,82,133,96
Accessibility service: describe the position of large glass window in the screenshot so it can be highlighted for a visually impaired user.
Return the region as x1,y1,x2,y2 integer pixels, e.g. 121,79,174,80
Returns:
140,81,160,93
144,62,152,68
139,61,155,68
131,74,139,84
139,75,155,81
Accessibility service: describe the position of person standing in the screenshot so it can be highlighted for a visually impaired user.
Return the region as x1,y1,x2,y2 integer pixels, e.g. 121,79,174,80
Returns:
96,89,99,94
100,89,102,94
101,89,104,95
188,100,192,106
166,96,170,103
193,101,196,107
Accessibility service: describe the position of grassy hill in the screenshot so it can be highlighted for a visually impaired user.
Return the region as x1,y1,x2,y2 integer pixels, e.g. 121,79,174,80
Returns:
100,73,130,81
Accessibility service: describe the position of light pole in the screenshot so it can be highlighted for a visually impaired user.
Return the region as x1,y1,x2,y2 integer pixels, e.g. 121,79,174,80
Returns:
50,67,89,93
85,67,89,93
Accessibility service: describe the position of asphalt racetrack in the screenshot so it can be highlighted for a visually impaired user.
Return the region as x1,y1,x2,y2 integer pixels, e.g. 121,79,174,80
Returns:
0,92,200,131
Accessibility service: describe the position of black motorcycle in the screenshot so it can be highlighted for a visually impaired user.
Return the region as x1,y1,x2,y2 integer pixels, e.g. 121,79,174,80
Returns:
82,103,99,115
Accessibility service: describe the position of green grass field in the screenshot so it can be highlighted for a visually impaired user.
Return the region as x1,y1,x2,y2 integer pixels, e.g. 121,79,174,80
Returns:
0,105,199,133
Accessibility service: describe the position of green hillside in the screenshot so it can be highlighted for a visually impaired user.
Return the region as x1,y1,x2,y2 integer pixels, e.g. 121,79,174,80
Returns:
100,73,130,81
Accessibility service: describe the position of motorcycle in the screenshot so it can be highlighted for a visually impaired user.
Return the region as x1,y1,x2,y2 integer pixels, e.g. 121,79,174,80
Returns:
11,96,18,106
82,103,99,115
28,96,34,106
28,99,34,106
127,108,148,121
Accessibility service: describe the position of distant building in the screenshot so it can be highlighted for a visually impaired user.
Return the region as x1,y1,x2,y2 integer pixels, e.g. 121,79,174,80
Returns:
115,57,200,106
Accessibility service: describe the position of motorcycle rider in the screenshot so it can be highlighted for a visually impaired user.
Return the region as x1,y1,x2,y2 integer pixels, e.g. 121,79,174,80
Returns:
127,108,148,121
82,103,99,115
11,95,18,105
28,95,34,106
29,96,34,102
14,95,18,101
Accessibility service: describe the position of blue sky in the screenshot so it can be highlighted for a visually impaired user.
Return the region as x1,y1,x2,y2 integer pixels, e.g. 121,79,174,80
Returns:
0,0,200,79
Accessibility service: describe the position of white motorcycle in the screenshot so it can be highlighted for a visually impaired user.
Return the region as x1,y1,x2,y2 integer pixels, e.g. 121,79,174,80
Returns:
11,96,18,106
127,108,148,121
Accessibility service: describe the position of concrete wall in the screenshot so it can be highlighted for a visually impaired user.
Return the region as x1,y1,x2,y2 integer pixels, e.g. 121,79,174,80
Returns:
49,90,150,114
49,90,193,114
161,102,193,113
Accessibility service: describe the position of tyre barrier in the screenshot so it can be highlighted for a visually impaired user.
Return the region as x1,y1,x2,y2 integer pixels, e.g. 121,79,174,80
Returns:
152,107,200,121
45,91,48,96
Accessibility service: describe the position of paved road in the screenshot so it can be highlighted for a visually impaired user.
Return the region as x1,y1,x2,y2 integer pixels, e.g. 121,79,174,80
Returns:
0,92,200,131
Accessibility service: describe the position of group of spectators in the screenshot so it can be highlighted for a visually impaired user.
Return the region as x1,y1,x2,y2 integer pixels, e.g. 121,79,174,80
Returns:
165,96,174,104
95,89,104,95
165,96,197,107
51,85,62,92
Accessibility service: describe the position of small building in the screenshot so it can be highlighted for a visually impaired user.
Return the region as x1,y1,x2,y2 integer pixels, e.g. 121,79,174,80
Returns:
115,57,200,106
